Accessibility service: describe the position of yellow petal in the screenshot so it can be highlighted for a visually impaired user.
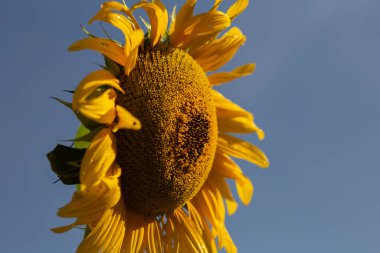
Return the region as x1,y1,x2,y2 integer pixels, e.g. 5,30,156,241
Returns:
69,37,127,67
217,224,237,253
213,90,265,139
145,220,162,253
88,10,144,74
77,88,117,125
187,202,218,253
227,0,249,21
236,175,254,205
121,208,162,252
171,11,230,50
171,209,208,253
57,164,120,217
193,182,225,232
208,171,234,201
112,105,141,132
132,1,168,46
170,0,196,34
218,133,269,168
208,172,240,214
80,128,117,186
208,63,256,86
100,1,140,29
72,70,122,125
213,151,254,205
77,201,125,253
225,198,239,215
50,223,78,234
90,10,135,41
210,0,223,11
192,27,245,72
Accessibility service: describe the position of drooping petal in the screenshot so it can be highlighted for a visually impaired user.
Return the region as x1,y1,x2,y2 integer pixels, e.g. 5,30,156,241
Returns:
77,201,125,253
145,219,162,253
208,171,239,215
213,90,265,139
72,70,122,125
227,0,249,21
132,1,168,46
208,63,256,86
69,37,127,67
191,27,245,72
57,163,121,218
112,105,141,132
120,208,160,253
80,128,117,186
187,202,218,253
213,150,255,205
193,182,226,231
169,208,208,253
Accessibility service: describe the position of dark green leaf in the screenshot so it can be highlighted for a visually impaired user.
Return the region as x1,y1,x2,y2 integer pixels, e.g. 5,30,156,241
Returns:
47,145,86,185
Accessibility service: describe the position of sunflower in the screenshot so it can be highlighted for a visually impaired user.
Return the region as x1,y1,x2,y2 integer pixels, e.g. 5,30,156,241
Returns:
48,0,269,252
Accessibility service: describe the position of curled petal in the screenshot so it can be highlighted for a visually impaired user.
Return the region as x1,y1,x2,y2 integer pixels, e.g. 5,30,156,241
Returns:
192,27,245,72
76,89,117,125
171,11,230,50
89,10,144,74
72,70,122,125
208,63,256,86
100,1,140,29
69,38,126,67
90,11,135,41
132,1,168,46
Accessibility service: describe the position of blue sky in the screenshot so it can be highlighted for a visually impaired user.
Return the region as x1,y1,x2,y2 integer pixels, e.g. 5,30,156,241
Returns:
1,0,379,252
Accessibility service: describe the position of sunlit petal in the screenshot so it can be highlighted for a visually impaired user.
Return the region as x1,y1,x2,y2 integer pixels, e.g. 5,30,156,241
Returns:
208,63,256,86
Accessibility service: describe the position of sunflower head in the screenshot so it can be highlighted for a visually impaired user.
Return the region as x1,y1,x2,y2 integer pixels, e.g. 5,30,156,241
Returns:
48,1,269,252
116,45,218,215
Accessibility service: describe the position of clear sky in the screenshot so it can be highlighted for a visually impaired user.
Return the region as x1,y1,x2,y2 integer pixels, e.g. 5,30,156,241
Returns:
1,0,379,252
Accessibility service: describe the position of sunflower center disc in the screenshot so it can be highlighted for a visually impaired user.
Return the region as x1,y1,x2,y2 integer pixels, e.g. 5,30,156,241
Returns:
116,45,218,216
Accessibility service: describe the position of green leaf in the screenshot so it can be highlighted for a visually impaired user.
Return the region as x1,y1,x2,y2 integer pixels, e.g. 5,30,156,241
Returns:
47,145,86,185
75,113,102,131
73,124,92,149
104,56,121,77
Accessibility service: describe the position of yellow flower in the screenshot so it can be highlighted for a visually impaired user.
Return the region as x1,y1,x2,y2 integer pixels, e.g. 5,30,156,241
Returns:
49,0,269,252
